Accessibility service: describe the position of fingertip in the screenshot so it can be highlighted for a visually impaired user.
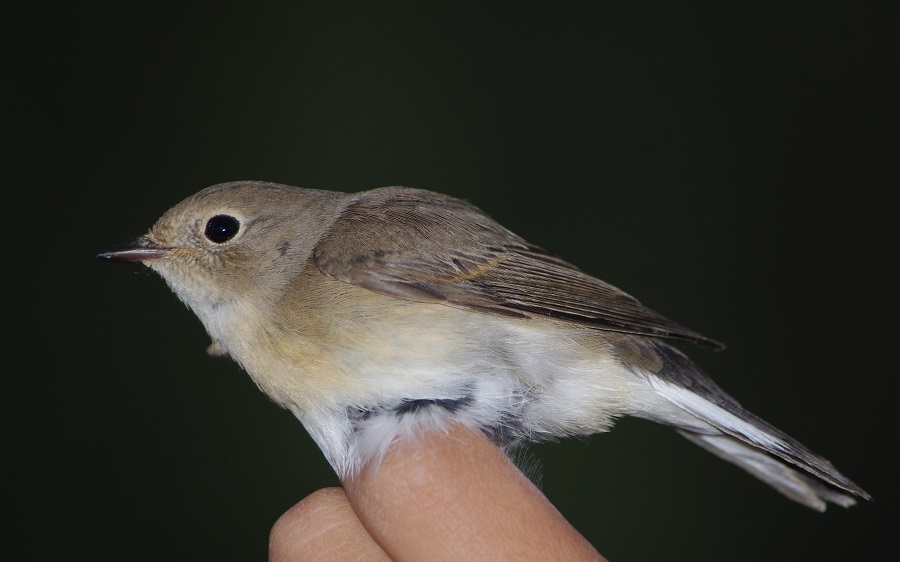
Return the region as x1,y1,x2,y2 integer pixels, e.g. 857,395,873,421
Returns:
269,487,388,562
271,488,343,544
269,488,342,562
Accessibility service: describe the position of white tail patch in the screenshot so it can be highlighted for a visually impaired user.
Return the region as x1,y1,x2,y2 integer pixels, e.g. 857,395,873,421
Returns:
646,377,788,453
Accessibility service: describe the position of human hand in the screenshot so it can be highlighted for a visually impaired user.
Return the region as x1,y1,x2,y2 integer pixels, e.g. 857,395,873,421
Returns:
269,424,605,561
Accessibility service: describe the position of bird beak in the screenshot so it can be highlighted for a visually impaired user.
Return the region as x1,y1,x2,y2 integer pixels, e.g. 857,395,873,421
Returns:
98,236,168,263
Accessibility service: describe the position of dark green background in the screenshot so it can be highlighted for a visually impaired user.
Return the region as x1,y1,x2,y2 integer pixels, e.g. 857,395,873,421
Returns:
8,2,895,560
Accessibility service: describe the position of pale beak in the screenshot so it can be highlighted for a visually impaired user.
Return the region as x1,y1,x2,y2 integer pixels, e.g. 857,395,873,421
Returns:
98,236,168,263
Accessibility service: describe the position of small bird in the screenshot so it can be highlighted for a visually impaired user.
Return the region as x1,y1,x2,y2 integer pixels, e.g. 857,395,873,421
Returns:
100,181,869,510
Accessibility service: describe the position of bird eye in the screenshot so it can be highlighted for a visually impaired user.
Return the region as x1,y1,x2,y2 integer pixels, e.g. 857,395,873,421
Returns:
204,215,240,243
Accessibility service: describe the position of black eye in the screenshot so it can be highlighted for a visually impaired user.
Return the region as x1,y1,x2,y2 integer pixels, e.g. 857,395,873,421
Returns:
204,215,240,243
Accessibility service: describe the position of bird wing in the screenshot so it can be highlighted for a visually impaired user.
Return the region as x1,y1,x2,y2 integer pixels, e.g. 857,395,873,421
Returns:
313,187,723,349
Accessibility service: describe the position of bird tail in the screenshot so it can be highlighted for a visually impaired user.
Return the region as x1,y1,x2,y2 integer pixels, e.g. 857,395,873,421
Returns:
633,342,870,510
677,430,861,510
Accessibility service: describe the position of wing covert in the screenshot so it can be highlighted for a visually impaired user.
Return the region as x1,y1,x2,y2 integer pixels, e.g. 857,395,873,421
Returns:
314,187,723,349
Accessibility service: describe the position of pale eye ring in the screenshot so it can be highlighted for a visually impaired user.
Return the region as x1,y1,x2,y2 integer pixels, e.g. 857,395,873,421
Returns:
204,215,240,243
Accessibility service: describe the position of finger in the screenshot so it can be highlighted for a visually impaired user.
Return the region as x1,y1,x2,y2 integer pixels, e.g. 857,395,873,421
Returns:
269,487,391,562
344,425,605,562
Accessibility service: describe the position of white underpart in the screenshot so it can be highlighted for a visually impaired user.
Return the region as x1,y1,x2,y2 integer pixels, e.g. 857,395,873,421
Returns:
295,317,634,479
